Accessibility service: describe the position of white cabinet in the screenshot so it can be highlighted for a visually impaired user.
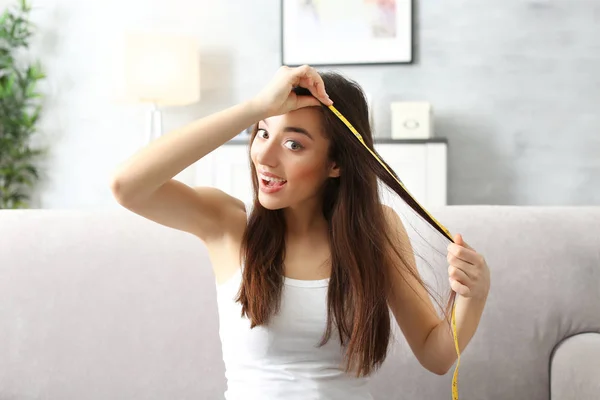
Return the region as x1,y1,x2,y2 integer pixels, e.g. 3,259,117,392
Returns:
191,140,447,207
211,146,254,201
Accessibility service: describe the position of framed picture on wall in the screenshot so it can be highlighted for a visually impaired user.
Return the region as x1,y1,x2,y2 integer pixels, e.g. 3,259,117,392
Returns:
281,0,413,66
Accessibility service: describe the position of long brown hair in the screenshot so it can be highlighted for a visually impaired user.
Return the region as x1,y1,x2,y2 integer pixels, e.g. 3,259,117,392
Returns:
236,71,454,377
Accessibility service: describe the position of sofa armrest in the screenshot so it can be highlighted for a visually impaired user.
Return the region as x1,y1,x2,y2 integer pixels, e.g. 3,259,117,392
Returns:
551,332,600,400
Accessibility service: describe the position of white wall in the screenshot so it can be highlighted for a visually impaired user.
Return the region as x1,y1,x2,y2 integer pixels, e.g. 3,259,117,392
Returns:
19,0,281,209
3,0,600,208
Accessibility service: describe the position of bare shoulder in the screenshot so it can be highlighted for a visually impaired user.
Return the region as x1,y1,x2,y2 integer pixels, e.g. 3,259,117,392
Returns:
381,204,406,239
381,204,397,220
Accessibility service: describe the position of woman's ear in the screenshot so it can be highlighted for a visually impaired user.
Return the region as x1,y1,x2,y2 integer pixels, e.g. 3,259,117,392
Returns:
328,162,341,178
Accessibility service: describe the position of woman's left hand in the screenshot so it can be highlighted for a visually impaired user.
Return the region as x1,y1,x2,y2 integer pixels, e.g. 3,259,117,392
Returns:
447,234,490,300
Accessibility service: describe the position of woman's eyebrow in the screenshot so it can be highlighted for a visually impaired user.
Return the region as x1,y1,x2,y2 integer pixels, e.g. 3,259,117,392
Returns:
259,120,314,140
283,126,314,140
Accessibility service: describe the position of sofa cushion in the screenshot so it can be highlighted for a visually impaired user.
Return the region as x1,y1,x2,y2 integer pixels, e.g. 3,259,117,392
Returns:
551,333,600,400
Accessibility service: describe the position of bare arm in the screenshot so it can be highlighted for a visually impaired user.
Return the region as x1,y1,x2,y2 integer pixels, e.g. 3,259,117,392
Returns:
108,100,263,244
109,100,264,205
382,205,445,374
383,205,489,375
423,237,490,373
109,65,332,245
421,293,487,375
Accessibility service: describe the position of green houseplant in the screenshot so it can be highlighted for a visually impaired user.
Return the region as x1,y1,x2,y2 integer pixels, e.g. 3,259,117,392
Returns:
0,0,45,209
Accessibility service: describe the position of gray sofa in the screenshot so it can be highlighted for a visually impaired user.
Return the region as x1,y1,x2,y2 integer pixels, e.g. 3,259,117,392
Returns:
1,206,599,399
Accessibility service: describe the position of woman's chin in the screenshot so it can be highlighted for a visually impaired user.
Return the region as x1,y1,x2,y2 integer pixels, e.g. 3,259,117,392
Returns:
258,194,286,210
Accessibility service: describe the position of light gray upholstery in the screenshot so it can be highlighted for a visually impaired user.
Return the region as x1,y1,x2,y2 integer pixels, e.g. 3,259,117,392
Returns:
1,206,599,399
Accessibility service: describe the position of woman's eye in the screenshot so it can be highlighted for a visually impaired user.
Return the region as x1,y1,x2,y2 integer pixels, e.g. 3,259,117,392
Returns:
284,140,303,151
257,128,268,139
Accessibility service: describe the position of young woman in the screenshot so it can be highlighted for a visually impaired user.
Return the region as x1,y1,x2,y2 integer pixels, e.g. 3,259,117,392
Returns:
110,65,491,399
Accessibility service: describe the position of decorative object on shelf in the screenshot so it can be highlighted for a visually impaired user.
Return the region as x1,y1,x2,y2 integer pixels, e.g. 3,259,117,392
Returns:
281,0,413,66
390,101,433,140
123,33,200,143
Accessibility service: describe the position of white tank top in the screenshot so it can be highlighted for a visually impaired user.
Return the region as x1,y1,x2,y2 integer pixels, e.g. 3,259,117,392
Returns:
214,205,374,400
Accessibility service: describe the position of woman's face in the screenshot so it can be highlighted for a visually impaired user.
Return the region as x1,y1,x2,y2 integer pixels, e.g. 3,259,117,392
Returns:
250,107,340,210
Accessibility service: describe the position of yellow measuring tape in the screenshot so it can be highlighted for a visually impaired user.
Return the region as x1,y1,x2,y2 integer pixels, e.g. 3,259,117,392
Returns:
328,104,461,400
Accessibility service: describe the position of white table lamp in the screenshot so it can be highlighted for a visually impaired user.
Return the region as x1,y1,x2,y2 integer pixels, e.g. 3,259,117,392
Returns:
124,33,200,143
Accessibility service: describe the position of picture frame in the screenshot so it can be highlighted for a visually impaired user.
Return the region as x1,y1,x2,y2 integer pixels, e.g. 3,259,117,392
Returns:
281,0,414,67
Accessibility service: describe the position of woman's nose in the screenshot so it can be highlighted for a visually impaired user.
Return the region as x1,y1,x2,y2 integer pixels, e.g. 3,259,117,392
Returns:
255,139,279,167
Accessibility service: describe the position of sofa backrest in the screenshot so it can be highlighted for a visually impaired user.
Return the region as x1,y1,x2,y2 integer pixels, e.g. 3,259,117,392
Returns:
1,206,599,399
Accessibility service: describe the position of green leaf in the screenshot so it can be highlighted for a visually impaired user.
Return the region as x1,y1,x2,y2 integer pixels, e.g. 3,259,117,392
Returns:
23,163,38,178
20,0,32,13
3,190,29,209
5,72,14,91
15,174,32,185
11,192,27,201
28,63,44,80
0,9,9,20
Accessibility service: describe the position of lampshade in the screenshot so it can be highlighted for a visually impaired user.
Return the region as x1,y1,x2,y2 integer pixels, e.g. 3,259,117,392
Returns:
124,33,200,106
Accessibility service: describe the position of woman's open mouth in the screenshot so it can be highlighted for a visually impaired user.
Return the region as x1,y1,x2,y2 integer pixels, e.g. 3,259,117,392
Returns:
258,173,287,194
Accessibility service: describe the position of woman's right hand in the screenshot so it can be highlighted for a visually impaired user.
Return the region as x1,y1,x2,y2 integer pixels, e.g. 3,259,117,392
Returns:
250,65,333,119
